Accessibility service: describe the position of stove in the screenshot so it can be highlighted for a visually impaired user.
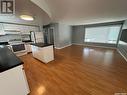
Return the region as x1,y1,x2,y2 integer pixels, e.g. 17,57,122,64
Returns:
8,39,27,56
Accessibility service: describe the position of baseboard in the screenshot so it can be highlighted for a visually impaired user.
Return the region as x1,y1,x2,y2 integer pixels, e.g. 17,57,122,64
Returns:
84,44,117,49
55,44,72,49
72,43,84,46
72,43,116,49
117,49,127,62
55,43,117,50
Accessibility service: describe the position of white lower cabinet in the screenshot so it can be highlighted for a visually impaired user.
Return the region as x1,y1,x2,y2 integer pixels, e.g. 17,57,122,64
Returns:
31,45,54,63
25,44,32,53
0,65,30,95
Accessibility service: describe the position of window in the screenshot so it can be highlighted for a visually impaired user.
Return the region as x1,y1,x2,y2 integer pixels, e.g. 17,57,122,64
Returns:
84,25,121,44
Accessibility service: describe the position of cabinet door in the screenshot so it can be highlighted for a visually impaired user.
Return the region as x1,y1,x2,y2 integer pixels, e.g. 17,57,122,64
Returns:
42,46,54,63
20,26,31,34
21,26,39,34
26,44,32,53
0,65,30,95
0,23,5,35
3,24,21,31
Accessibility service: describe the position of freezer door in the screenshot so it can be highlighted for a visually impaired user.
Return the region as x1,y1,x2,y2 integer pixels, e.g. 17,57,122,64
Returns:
30,32,44,43
35,32,44,43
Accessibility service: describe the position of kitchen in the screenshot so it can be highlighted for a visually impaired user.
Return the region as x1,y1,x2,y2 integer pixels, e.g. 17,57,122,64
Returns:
1,0,127,95
0,22,55,95
0,0,55,94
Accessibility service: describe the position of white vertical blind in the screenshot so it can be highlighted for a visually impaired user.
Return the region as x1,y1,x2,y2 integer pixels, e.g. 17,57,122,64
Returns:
85,25,121,44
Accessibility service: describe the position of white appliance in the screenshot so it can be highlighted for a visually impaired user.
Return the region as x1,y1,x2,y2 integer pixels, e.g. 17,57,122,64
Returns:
31,32,44,43
8,39,27,56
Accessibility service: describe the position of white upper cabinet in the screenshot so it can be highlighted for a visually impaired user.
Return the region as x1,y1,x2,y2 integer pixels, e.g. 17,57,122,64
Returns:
20,26,40,34
1,23,40,35
0,23,5,35
20,26,31,34
3,24,21,31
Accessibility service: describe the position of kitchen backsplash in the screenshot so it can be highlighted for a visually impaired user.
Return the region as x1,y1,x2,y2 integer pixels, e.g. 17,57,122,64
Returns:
0,34,21,42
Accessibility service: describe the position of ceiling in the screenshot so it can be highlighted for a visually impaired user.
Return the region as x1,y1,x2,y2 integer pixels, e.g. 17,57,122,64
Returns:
0,0,51,25
31,0,127,25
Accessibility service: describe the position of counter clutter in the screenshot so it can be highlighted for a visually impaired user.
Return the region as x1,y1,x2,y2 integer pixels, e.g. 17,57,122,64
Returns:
0,45,30,95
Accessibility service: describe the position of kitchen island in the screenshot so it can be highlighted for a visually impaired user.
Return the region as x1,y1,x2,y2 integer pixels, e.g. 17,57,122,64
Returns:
0,46,30,95
31,43,54,63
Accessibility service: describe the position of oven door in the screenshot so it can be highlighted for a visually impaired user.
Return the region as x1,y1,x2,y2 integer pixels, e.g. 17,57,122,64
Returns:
11,44,26,53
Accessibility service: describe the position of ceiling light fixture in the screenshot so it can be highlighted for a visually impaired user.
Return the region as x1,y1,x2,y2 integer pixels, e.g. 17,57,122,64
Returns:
20,15,34,21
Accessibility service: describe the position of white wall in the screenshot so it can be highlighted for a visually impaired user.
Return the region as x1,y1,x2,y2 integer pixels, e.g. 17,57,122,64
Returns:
53,23,72,49
58,23,72,48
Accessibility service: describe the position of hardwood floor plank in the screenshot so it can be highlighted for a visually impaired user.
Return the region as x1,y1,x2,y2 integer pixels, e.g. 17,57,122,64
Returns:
20,45,127,95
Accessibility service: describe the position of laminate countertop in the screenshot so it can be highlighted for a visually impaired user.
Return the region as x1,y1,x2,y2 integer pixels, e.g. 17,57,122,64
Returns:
0,45,23,73
31,43,53,48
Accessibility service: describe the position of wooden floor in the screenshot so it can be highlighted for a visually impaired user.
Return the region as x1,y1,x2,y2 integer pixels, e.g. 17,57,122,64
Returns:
20,45,127,95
